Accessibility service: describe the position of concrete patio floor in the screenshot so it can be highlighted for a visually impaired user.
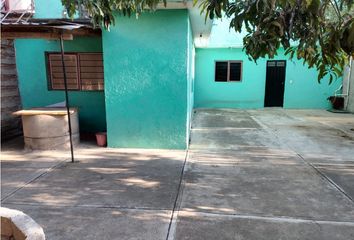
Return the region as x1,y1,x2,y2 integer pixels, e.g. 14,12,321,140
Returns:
1,109,354,239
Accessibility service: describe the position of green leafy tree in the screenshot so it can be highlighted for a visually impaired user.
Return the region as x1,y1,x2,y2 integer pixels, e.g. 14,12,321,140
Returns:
62,0,354,82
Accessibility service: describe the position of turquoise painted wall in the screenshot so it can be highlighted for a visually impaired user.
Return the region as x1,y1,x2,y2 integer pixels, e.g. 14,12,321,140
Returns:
283,60,342,109
194,48,342,109
102,10,189,149
15,37,106,133
33,0,64,18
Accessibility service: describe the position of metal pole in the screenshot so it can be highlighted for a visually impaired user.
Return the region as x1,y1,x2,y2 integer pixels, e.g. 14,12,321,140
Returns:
60,33,74,163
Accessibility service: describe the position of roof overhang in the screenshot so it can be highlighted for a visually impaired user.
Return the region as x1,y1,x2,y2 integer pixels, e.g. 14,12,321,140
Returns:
1,19,101,40
157,0,213,47
1,1,211,45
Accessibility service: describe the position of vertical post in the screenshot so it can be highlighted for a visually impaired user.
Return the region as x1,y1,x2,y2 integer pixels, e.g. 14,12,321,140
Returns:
60,33,74,163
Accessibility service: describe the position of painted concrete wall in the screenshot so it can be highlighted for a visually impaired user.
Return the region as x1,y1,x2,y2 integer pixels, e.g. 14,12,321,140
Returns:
102,10,189,149
194,48,342,109
284,58,342,109
33,0,64,18
15,37,106,133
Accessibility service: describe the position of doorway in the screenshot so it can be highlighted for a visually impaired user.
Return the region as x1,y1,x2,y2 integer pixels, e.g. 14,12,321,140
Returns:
264,60,286,107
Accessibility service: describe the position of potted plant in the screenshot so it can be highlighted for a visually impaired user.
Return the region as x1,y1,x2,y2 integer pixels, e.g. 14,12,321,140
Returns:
328,96,344,110
95,132,107,147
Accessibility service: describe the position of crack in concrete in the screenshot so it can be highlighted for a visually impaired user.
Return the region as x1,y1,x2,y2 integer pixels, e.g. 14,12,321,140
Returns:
295,153,354,203
3,202,171,212
250,113,354,204
165,150,189,240
175,210,354,226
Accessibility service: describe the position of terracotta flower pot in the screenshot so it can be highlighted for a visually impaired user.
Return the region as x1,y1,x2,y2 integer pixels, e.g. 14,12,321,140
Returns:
95,132,107,147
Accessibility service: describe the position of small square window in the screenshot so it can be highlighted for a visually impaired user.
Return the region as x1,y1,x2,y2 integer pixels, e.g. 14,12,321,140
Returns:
215,61,242,82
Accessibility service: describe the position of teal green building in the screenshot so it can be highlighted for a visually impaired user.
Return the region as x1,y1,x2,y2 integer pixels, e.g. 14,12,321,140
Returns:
12,0,341,149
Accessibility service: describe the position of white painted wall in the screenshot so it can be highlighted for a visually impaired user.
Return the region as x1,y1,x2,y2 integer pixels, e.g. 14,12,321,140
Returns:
344,59,354,112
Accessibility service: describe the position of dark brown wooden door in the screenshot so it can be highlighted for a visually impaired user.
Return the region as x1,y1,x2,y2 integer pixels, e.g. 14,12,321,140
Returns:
264,60,286,107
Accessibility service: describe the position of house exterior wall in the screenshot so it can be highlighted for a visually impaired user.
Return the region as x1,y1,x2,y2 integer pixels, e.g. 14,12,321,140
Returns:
1,40,22,140
102,10,189,149
33,0,64,18
14,37,106,133
194,48,342,109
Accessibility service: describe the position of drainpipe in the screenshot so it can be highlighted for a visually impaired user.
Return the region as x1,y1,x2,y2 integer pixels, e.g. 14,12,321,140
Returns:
60,33,74,163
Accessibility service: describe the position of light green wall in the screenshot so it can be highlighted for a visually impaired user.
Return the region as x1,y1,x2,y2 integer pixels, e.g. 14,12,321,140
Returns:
195,48,265,108
15,37,106,133
194,48,342,109
283,60,342,109
102,10,189,149
33,0,64,18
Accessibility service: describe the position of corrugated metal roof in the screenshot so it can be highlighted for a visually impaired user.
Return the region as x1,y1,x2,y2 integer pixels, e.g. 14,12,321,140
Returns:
1,18,95,29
